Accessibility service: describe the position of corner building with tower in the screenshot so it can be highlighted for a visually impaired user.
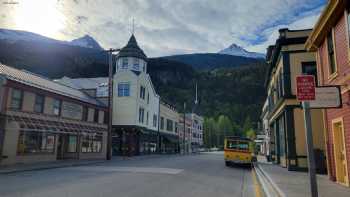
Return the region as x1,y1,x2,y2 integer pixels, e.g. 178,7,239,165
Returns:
111,35,161,156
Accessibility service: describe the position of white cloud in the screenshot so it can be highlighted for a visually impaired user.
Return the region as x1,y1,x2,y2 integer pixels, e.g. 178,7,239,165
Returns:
0,0,326,57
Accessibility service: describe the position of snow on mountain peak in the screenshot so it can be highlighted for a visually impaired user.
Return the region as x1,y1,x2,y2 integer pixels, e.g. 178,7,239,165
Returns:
0,28,104,50
70,35,103,50
219,43,265,59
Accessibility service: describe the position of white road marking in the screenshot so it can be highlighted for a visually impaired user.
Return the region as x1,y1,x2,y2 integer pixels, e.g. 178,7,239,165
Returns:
75,166,184,175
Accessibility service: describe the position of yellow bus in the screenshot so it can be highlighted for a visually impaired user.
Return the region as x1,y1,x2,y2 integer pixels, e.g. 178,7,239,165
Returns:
224,136,254,166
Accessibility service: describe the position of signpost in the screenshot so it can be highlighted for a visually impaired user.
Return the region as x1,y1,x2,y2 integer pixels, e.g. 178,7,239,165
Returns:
296,75,318,197
309,86,342,109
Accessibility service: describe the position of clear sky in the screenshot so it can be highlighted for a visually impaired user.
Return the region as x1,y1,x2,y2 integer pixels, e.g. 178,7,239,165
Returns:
0,0,327,57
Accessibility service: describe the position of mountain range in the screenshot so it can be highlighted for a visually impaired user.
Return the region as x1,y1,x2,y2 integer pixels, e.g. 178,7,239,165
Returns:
0,28,103,50
0,28,267,132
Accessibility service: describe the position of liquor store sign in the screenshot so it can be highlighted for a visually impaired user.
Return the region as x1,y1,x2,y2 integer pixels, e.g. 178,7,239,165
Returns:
296,75,315,101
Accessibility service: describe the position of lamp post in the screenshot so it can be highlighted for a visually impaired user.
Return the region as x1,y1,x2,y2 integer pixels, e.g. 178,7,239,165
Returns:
106,48,120,160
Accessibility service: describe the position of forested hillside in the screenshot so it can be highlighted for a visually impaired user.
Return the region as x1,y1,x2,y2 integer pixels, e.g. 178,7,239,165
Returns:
0,38,267,148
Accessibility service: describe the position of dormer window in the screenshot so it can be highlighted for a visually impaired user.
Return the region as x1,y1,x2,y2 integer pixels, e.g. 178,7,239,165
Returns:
122,58,128,69
133,58,140,70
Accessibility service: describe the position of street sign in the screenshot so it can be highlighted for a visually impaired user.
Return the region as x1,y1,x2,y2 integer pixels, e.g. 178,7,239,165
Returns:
310,86,342,108
296,75,316,101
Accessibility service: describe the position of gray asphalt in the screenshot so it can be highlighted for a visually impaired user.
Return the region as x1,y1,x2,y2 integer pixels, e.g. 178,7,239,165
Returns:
0,152,256,197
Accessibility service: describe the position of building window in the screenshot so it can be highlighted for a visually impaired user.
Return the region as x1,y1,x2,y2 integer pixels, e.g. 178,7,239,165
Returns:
140,86,146,99
146,111,149,125
153,114,157,127
122,58,128,69
17,131,55,154
34,94,45,113
66,135,77,153
143,62,146,72
139,107,145,123
133,58,140,70
94,109,99,123
302,62,317,85
147,93,149,104
118,83,130,97
103,111,108,124
166,119,173,132
81,134,102,153
82,107,88,121
10,89,23,110
327,31,336,75
348,11,350,46
53,99,61,116
160,117,164,130
175,122,178,133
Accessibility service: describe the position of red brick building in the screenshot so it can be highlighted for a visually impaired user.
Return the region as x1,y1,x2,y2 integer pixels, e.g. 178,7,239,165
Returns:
306,0,350,186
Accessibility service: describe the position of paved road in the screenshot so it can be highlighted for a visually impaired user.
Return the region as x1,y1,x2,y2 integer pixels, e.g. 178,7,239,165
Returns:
0,153,258,197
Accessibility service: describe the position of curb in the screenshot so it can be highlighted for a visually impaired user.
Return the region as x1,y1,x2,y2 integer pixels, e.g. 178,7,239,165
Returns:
0,154,183,174
253,163,286,197
0,160,106,175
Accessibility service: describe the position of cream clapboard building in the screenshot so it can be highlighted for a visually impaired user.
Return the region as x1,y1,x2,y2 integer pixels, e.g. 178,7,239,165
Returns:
112,34,161,156
58,35,182,155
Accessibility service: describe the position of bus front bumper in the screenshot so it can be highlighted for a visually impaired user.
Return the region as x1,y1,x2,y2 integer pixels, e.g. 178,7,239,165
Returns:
225,159,252,164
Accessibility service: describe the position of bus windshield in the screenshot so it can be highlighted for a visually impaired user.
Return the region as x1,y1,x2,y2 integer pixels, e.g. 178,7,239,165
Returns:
226,140,249,151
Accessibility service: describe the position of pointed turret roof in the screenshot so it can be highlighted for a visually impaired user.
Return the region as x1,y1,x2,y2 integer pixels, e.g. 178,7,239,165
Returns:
117,34,147,60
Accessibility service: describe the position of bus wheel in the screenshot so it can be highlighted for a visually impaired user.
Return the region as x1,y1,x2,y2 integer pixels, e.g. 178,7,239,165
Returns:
225,161,230,166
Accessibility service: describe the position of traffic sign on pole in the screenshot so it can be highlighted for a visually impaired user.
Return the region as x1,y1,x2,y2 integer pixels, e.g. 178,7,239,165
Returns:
296,75,316,101
296,75,318,197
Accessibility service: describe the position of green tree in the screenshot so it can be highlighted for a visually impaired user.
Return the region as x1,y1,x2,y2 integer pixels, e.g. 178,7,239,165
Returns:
242,116,253,134
217,115,233,148
246,128,256,153
203,117,218,148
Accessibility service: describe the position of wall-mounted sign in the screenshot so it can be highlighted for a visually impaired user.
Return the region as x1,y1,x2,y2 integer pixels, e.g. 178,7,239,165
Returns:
309,86,342,109
61,101,83,120
296,75,316,101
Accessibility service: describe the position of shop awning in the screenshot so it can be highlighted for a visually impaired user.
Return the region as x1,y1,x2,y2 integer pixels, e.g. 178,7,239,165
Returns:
160,132,179,143
139,128,158,136
6,115,106,134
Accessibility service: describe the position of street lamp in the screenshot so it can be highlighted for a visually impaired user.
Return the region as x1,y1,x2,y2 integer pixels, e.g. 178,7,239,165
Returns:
105,48,120,160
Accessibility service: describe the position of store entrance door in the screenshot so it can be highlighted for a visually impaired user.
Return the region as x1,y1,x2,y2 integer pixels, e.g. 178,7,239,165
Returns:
57,134,65,160
333,120,349,186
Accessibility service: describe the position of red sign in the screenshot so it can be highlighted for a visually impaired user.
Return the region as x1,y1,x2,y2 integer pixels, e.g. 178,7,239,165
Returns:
296,75,316,101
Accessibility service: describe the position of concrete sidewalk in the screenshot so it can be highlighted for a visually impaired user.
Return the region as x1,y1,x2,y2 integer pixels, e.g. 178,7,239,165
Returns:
255,162,350,197
0,153,185,174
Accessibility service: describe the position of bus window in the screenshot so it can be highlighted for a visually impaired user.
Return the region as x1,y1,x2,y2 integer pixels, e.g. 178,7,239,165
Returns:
238,142,249,151
226,141,237,149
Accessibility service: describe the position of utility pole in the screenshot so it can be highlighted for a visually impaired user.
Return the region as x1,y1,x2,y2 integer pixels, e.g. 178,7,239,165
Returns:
106,48,120,160
183,102,186,154
302,101,318,197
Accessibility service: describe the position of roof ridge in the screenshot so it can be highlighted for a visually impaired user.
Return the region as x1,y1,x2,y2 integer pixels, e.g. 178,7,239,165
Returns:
0,63,105,107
